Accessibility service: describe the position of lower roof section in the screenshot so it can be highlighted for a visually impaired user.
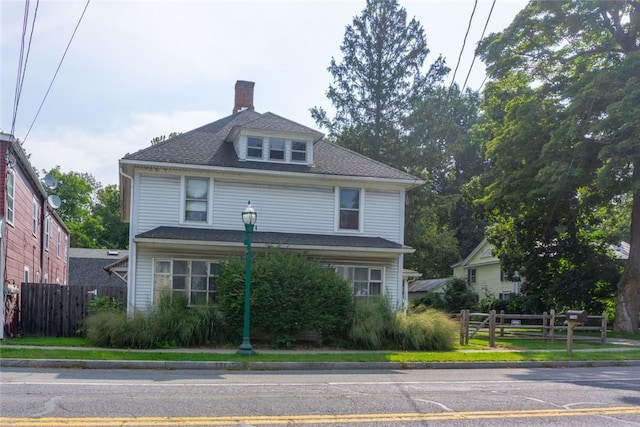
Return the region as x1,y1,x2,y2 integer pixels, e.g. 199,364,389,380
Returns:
134,226,414,258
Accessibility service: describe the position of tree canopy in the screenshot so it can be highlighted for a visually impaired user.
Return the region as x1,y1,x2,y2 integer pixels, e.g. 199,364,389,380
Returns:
475,0,638,330
44,167,129,249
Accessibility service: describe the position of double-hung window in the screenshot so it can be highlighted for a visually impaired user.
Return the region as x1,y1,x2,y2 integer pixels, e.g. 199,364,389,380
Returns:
184,177,209,222
291,141,307,162
154,259,219,305
56,227,61,258
338,188,360,231
269,138,285,160
6,170,14,225
44,217,51,251
32,198,38,236
336,266,383,297
467,268,477,285
247,137,264,159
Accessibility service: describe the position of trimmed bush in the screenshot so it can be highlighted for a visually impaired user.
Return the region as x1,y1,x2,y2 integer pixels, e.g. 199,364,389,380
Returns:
216,249,354,348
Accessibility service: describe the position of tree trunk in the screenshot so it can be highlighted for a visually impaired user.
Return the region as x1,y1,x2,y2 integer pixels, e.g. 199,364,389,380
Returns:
614,187,640,333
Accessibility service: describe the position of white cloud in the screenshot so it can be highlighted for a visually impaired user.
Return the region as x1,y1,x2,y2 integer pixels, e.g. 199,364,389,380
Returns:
26,109,221,187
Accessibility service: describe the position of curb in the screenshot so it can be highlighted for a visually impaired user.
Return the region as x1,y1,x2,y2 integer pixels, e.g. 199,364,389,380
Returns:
3,358,640,370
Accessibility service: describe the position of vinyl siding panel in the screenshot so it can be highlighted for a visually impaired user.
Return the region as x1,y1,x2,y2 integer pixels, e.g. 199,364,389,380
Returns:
364,189,401,243
136,175,181,234
213,180,334,234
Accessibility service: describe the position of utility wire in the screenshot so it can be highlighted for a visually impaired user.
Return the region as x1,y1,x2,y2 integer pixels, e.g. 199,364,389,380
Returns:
12,0,40,136
23,0,91,143
461,0,496,92
449,0,478,90
11,0,30,135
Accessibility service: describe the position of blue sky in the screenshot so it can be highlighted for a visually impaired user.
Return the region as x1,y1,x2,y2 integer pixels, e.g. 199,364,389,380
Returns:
1,0,527,187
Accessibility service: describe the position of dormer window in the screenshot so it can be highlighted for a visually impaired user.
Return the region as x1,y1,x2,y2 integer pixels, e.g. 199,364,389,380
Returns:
269,138,285,160
239,135,312,165
247,137,263,159
291,141,307,162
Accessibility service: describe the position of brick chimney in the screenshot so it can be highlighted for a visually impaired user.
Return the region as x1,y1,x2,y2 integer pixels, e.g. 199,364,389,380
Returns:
232,80,255,114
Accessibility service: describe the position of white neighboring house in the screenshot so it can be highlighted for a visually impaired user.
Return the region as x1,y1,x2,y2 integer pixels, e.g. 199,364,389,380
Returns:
452,238,521,300
453,238,630,300
119,81,423,315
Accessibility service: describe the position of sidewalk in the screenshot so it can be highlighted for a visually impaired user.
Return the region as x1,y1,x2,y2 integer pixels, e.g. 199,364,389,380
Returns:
2,340,640,371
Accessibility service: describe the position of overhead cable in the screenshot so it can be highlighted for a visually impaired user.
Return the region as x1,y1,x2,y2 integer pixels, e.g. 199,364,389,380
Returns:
23,0,91,143
449,0,478,90
462,0,496,92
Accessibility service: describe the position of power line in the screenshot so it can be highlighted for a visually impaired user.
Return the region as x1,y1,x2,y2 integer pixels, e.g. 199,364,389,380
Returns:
449,0,478,90
11,0,30,135
23,0,91,143
461,0,496,92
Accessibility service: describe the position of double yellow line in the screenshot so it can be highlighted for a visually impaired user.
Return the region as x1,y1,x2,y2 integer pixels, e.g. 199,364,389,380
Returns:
3,406,640,426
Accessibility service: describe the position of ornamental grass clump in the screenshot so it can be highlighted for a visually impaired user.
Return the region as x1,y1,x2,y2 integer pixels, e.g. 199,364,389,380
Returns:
348,297,393,349
85,294,226,349
391,307,457,351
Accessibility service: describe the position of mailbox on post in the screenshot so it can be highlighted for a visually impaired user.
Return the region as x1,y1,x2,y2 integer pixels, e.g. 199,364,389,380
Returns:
565,310,589,355
566,310,588,323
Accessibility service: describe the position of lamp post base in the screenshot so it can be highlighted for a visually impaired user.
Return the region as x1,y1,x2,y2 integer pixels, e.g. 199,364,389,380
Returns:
237,338,254,356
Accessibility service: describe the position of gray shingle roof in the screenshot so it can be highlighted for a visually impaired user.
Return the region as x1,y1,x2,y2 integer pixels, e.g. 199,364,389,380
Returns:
122,110,420,182
136,226,406,250
68,248,128,287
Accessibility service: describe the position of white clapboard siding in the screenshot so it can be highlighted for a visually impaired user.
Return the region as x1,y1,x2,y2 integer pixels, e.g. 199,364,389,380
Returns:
136,175,181,234
364,189,402,243
213,180,335,234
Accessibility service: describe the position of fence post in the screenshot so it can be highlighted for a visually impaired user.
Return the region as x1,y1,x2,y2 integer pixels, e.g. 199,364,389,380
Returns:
499,310,505,337
459,309,465,345
601,312,607,344
549,309,555,344
543,311,548,340
466,309,471,345
489,309,496,347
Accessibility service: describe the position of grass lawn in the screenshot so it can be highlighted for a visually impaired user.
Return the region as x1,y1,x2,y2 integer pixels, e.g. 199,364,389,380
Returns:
2,335,640,364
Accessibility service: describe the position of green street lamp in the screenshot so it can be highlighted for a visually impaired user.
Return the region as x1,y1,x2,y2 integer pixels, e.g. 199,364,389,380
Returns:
238,201,257,355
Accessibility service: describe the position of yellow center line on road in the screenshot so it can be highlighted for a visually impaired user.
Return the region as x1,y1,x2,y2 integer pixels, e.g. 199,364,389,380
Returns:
2,406,640,426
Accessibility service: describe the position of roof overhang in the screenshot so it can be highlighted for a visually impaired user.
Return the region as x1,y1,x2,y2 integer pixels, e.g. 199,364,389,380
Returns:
134,227,414,259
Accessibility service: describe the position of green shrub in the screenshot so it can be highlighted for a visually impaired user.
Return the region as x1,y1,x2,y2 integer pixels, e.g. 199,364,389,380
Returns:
443,277,479,312
349,297,393,349
411,293,445,310
87,296,124,314
85,294,226,349
216,249,354,348
391,308,457,351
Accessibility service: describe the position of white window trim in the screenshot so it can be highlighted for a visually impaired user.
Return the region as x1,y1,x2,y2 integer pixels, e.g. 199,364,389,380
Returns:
243,135,311,165
152,258,220,306
32,198,38,236
6,169,15,226
44,216,51,251
335,187,364,233
180,176,213,224
56,227,61,258
24,265,30,283
335,265,385,297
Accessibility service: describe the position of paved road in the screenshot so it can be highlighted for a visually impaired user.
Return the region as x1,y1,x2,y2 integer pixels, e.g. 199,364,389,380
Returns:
2,366,640,426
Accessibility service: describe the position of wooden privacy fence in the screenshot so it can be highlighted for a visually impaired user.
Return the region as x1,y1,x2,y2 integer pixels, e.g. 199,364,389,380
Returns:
458,309,607,347
19,283,127,337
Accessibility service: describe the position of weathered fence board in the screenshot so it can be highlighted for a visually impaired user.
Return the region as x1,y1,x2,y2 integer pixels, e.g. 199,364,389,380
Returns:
18,283,127,337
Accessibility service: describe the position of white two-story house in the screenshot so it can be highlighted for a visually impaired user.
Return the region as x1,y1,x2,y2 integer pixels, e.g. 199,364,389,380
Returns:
119,81,423,315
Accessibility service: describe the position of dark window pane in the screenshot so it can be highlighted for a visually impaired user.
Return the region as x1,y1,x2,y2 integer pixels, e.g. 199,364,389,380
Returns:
340,188,359,209
340,211,359,230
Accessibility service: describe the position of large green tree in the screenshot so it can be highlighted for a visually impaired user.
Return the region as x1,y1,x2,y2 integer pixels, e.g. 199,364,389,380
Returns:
475,1,638,330
44,168,129,249
310,0,447,169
